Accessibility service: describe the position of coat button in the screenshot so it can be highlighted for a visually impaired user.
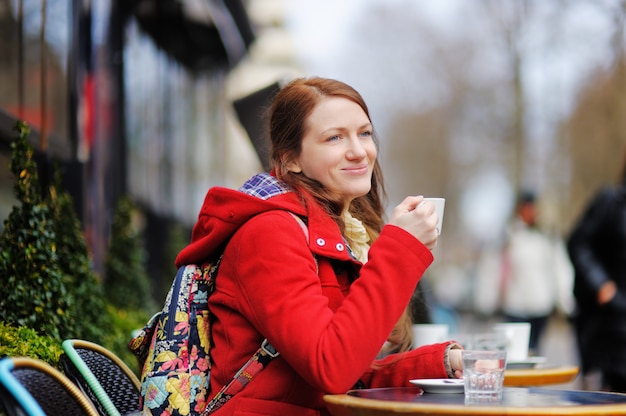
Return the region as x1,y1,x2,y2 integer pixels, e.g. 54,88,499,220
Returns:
316,238,326,247
336,243,345,251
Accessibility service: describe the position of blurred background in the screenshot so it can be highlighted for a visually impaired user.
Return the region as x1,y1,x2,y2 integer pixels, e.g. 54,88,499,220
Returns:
1,0,625,382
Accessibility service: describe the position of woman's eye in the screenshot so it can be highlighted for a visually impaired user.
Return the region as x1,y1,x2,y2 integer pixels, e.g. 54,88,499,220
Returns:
360,130,372,138
327,135,341,142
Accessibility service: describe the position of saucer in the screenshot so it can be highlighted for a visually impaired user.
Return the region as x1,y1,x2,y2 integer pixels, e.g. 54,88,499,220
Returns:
409,378,464,394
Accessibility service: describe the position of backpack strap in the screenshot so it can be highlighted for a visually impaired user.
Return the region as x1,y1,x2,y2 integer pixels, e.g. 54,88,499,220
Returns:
289,211,309,240
290,212,319,274
203,211,311,415
203,339,279,414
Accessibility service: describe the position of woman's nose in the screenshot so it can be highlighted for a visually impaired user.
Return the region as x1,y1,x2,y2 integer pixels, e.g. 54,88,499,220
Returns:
346,136,367,159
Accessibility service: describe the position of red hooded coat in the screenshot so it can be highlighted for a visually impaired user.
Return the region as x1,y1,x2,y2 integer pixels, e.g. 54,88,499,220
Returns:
175,173,454,415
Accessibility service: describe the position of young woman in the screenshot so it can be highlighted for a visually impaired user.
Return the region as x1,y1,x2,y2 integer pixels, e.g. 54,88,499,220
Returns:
175,77,463,415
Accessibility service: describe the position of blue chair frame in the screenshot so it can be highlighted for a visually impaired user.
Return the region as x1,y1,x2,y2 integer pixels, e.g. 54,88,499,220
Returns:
0,356,99,416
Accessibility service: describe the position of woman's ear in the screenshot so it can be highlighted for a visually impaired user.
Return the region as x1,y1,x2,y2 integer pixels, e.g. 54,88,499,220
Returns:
283,158,302,173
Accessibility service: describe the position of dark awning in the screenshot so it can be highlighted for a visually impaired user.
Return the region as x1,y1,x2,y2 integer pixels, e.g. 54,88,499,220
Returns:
123,0,255,72
232,82,282,171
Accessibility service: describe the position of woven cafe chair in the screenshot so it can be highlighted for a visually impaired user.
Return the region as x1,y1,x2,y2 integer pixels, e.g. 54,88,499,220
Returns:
0,356,100,416
60,339,141,416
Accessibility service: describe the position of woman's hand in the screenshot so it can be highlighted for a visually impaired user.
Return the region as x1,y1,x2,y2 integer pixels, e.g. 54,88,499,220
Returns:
389,196,439,250
449,348,464,379
598,280,617,305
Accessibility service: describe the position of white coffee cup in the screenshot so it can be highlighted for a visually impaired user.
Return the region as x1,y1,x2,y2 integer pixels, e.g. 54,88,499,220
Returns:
412,324,449,348
493,322,531,361
422,197,445,235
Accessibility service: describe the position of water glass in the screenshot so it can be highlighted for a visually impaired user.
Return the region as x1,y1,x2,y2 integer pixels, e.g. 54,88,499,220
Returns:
462,350,507,402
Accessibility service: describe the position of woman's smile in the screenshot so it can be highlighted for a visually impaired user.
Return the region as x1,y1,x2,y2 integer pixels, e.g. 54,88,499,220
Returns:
342,164,370,175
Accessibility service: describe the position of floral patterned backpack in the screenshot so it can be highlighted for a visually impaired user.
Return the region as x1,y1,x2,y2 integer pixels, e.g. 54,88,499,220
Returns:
129,213,309,415
129,255,279,416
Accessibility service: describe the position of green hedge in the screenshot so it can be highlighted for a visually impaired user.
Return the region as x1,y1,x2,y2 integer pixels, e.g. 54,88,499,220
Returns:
0,122,158,415
0,321,64,366
0,122,108,342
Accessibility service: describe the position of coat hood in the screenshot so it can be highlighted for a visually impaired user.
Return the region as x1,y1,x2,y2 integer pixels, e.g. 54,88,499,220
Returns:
175,172,346,266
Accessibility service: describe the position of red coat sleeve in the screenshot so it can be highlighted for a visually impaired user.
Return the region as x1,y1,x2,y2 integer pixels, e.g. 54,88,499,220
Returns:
360,342,453,388
219,210,435,393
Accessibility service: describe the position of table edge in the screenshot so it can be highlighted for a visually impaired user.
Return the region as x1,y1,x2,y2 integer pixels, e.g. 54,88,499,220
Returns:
323,390,626,416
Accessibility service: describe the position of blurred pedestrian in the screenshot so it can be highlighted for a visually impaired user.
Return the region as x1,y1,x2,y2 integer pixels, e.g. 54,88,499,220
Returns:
498,191,574,355
567,155,626,392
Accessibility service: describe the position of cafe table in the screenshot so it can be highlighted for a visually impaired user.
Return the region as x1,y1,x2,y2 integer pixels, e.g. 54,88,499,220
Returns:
324,386,626,416
504,365,579,387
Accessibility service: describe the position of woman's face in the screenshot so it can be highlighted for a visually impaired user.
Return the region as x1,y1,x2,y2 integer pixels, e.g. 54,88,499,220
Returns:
287,97,377,209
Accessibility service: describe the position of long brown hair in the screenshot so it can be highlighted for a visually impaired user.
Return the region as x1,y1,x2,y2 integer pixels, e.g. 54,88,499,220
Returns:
268,77,413,353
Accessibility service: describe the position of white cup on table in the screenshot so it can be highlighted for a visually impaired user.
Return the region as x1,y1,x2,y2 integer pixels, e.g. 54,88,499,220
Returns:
493,322,531,361
412,324,449,348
